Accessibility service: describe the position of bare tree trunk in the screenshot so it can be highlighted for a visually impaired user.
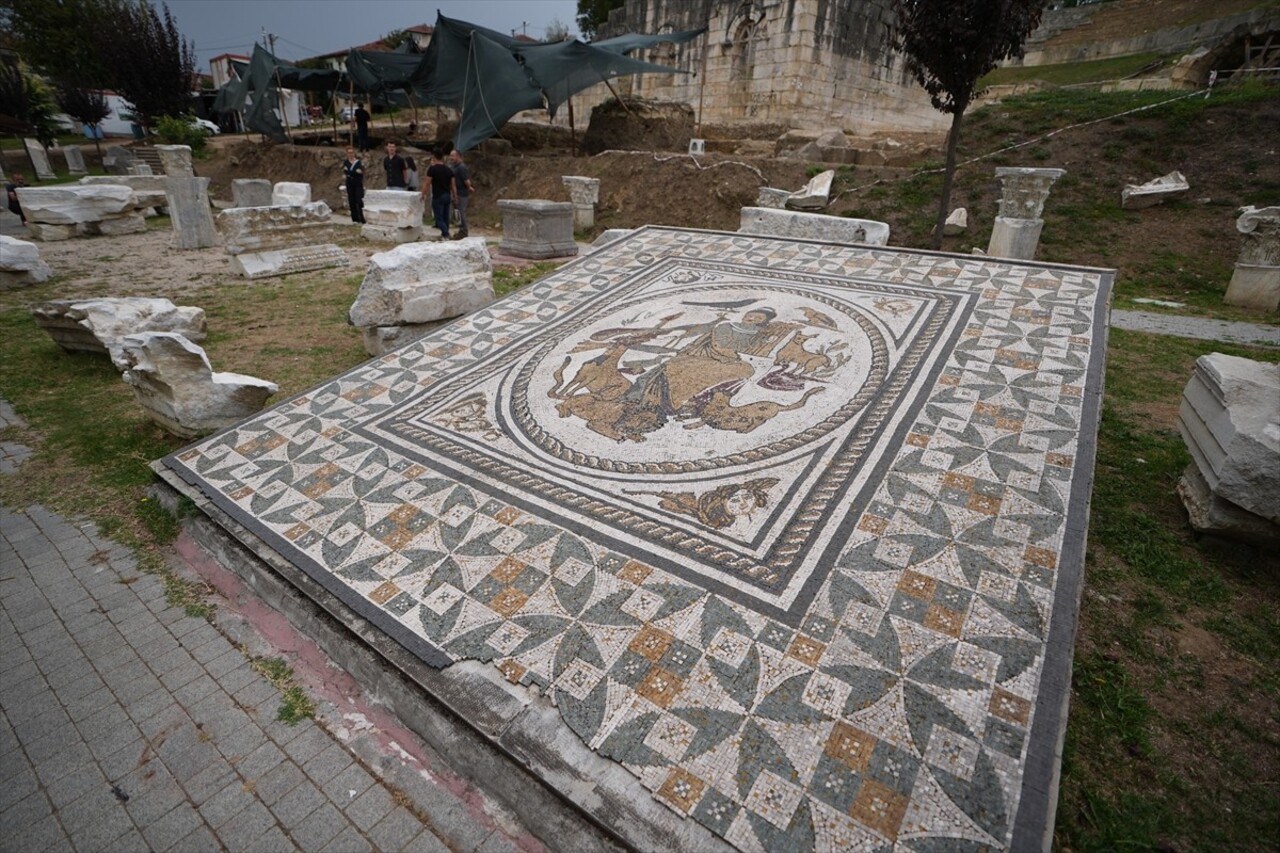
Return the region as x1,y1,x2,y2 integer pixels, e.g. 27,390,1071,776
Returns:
933,108,964,250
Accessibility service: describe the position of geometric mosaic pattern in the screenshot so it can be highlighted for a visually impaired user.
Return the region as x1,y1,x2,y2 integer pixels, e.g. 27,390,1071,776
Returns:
162,227,1113,850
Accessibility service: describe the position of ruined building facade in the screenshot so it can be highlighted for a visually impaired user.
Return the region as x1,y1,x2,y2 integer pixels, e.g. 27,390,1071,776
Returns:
591,0,948,135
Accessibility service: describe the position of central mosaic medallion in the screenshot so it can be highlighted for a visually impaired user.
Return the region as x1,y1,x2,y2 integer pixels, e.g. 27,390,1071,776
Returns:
359,259,974,621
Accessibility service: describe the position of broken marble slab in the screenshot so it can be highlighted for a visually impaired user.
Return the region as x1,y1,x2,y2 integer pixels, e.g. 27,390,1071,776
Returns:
232,179,273,208
15,184,139,226
349,238,494,331
215,202,344,254
786,169,835,210
228,245,349,279
31,297,207,369
1121,170,1189,210
272,181,312,207
78,175,169,211
1177,352,1280,541
944,207,968,235
738,207,890,246
119,332,278,438
0,235,52,289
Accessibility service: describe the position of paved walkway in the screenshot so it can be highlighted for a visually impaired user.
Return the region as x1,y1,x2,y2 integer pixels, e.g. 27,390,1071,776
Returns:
1112,309,1280,347
0,401,532,852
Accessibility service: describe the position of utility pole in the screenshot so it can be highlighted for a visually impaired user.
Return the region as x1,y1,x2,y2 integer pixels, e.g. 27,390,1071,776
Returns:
265,30,293,142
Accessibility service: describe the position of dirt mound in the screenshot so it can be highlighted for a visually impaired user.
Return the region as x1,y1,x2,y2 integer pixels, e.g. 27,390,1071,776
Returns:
580,97,695,156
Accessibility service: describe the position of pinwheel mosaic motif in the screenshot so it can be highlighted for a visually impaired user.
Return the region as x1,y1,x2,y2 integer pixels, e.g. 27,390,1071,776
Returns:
164,227,1111,850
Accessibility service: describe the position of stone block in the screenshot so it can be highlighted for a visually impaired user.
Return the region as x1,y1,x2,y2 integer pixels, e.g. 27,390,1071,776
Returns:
166,176,217,250
360,324,435,356
1177,353,1280,525
1225,264,1280,312
119,332,277,439
738,207,890,246
687,139,706,155
361,224,422,244
787,170,835,210
228,245,348,279
815,128,848,149
362,190,425,229
987,217,1045,260
31,297,206,369
78,176,168,211
89,213,147,236
103,146,135,175
349,238,493,327
25,223,76,241
562,177,600,230
215,203,340,254
497,200,578,259
15,185,138,225
272,182,312,207
63,146,87,176
24,139,56,180
131,163,154,176
1121,171,1189,210
155,145,194,178
231,179,273,208
0,236,52,289
944,207,968,235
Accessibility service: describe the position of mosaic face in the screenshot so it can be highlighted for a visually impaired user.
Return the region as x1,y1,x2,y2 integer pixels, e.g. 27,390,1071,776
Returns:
163,227,1113,851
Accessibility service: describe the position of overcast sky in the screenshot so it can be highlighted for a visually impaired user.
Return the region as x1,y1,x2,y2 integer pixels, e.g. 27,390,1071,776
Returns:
168,0,582,71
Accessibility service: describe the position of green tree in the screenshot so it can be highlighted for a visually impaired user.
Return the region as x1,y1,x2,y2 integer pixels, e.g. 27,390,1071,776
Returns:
97,0,195,130
891,0,1047,249
576,0,625,40
0,55,64,145
382,28,410,50
0,0,122,89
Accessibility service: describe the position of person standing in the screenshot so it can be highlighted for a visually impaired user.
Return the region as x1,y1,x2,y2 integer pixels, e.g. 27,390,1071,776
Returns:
342,147,365,224
383,141,407,190
353,103,371,152
5,171,27,225
404,156,420,192
424,148,455,240
449,148,473,239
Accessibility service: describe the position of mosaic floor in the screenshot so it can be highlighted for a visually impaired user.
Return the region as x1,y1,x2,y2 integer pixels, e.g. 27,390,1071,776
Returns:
161,227,1113,851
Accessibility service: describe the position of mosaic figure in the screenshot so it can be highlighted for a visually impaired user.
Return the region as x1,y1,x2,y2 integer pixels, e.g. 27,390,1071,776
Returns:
627,477,780,531
548,304,844,442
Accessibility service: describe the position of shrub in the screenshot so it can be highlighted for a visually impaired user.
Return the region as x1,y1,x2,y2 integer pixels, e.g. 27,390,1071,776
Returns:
152,114,206,153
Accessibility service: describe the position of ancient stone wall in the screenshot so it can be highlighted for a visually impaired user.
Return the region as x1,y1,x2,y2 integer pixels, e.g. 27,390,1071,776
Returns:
563,0,949,137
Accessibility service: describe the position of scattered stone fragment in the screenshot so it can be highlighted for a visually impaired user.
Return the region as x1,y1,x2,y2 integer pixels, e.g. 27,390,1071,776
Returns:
31,297,207,369
1121,170,1189,210
0,235,52,289
231,179,274,208
155,145,194,178
944,207,968,235
227,245,349,279
23,139,56,180
786,170,836,210
755,187,792,209
119,332,278,438
1177,352,1280,543
62,146,87,176
738,207,889,246
349,238,494,330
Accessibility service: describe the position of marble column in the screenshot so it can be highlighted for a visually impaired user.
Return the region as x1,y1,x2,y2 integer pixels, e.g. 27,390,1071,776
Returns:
562,176,600,230
1225,206,1280,311
987,167,1065,260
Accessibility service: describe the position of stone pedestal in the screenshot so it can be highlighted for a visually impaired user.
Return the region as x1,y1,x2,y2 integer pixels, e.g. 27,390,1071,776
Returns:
272,182,312,207
155,145,194,178
738,207,890,246
63,146,87,176
166,176,217,250
497,200,577,259
1224,206,1280,312
232,179,273,208
562,177,600,230
362,190,424,243
23,139,56,180
987,167,1065,260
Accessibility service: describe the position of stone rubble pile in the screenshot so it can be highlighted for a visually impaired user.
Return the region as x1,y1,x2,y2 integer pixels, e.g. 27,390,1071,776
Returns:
31,297,207,370
119,332,278,438
0,236,52,289
349,239,495,355
1176,352,1280,544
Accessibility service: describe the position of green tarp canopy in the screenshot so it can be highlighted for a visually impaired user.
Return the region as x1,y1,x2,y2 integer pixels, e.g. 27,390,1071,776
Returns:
212,16,705,149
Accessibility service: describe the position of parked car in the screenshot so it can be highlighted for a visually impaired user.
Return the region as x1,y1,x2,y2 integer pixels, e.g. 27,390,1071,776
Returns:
190,117,220,135
340,106,356,122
